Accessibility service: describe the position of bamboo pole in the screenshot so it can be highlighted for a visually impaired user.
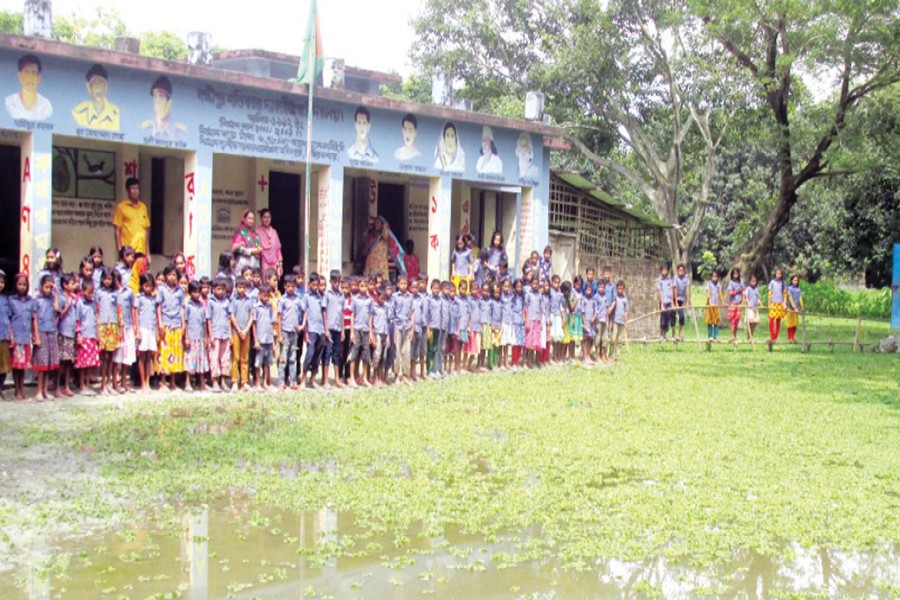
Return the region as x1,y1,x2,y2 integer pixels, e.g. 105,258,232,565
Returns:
691,306,702,352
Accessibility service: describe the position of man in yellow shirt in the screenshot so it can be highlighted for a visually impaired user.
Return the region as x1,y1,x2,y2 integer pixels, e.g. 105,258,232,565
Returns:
113,177,150,258
72,64,120,131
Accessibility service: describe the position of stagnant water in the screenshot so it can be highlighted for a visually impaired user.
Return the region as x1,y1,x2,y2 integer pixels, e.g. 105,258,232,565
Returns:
1,505,897,599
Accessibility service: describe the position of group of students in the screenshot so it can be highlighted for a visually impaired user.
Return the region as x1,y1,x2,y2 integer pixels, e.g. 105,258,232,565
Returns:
656,264,805,343
0,238,636,399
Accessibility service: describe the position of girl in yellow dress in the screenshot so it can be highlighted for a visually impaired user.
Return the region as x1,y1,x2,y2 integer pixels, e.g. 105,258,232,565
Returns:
705,271,724,340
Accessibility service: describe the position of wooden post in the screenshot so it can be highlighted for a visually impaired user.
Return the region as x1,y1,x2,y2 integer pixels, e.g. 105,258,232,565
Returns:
853,317,862,352
691,306,702,352
801,311,808,353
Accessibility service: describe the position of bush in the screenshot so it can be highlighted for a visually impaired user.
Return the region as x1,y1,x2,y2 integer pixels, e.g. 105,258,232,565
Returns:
690,280,891,320
797,281,891,320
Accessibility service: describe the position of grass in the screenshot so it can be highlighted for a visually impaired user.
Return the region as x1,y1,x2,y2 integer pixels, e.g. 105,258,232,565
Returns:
3,332,899,577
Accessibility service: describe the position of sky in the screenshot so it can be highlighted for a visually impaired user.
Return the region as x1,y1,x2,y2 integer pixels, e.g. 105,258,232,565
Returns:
0,0,422,76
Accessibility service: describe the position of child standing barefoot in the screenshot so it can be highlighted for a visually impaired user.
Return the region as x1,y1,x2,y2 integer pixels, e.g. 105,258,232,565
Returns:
786,275,804,344
524,277,542,367
96,269,121,395
184,281,210,392
726,268,744,344
155,264,185,392
9,273,36,401
0,271,11,400
581,284,597,365
464,281,481,372
767,269,787,342
113,271,138,393
511,279,526,368
745,275,761,341
135,274,158,392
595,280,611,364
75,281,100,395
478,282,492,372
705,271,724,341
32,275,61,401
608,281,629,361
253,285,276,391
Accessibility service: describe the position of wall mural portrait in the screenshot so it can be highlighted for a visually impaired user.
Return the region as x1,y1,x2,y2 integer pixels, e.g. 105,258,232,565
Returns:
516,133,540,180
72,63,120,131
6,54,53,121
347,105,379,164
434,121,464,173
393,112,421,161
141,76,186,140
476,125,503,175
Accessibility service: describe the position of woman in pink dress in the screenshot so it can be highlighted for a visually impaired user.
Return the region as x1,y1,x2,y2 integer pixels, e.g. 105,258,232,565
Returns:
257,208,283,278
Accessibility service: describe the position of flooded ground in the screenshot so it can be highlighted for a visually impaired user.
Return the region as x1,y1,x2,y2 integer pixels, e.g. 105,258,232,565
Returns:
2,504,897,599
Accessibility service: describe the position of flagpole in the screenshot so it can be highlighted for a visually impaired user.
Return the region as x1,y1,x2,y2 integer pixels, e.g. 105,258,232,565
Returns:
303,42,314,280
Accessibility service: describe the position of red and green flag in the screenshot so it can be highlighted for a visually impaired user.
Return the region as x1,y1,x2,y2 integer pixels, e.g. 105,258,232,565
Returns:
296,0,323,85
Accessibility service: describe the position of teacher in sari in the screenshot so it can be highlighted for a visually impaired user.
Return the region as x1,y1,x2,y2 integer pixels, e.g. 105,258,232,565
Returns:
257,208,283,278
231,209,261,274
364,217,399,282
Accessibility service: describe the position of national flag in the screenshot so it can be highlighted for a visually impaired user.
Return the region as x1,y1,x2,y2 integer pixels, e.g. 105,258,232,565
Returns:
295,0,323,85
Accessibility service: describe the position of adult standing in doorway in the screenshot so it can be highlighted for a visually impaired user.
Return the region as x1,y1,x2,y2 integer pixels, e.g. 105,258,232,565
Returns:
113,177,150,262
232,210,261,274
364,217,400,282
257,208,283,279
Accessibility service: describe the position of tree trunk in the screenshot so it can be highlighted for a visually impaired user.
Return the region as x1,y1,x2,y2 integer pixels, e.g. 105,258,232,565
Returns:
735,184,797,276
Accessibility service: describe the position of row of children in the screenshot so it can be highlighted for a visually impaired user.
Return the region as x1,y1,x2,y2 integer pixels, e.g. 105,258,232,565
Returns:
656,264,805,343
1,235,636,398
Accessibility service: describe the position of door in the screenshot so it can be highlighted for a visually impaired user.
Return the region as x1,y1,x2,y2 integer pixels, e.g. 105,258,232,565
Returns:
268,171,302,273
377,183,406,245
0,145,21,279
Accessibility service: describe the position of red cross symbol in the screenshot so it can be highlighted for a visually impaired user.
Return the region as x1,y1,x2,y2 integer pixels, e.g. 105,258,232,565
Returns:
258,175,268,192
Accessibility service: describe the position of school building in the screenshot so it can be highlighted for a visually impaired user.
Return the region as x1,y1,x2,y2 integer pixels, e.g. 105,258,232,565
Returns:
0,33,568,284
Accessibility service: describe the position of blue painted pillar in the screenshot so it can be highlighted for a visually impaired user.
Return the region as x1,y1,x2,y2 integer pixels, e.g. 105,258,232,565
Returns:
892,243,899,329
20,130,52,281
316,164,344,273
183,149,213,277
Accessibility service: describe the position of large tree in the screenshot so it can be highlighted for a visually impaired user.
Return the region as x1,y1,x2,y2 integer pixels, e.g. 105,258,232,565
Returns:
695,0,900,274
412,0,738,265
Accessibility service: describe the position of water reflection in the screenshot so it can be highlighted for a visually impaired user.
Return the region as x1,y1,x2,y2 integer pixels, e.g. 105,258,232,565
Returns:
1,505,897,599
180,505,209,600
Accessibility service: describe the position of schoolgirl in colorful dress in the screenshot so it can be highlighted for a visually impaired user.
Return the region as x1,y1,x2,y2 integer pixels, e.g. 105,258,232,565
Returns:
499,279,514,369
478,282,492,372
745,275,761,341
96,268,121,395
75,280,100,394
456,280,470,373
567,276,584,359
524,276,543,367
726,268,745,343
56,273,80,397
465,282,481,371
156,263,186,391
768,269,787,341
705,271,724,341
511,279,526,367
488,283,503,370
113,270,137,393
135,273,159,392
785,275,804,344
9,273,36,401
581,284,597,364
32,274,61,401
0,270,11,399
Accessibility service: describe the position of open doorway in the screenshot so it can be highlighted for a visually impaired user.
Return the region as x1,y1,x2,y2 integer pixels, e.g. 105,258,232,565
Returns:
377,182,406,244
269,171,302,272
0,145,21,278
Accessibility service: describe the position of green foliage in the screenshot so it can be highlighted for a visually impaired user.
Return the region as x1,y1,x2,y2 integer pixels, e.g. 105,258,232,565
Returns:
139,30,188,61
52,7,129,49
697,251,718,280
0,9,23,34
379,74,433,105
800,282,891,320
